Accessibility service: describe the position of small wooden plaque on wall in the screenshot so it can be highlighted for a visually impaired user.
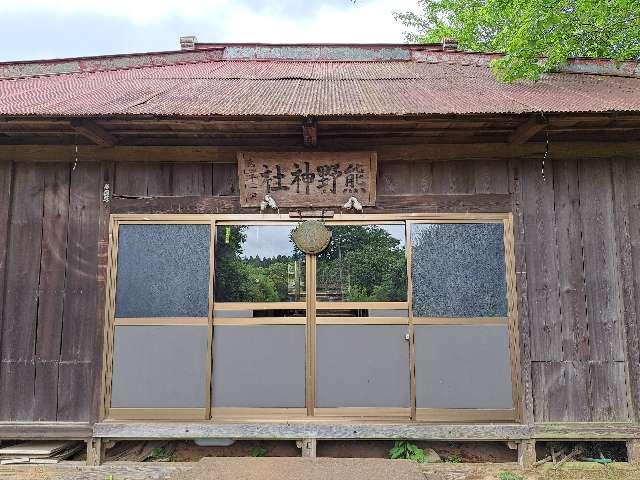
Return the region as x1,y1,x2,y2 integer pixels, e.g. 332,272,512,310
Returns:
238,151,377,208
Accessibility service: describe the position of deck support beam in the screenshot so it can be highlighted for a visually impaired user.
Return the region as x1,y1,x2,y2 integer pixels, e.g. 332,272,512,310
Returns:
517,440,536,468
86,437,105,466
627,439,640,465
297,438,317,457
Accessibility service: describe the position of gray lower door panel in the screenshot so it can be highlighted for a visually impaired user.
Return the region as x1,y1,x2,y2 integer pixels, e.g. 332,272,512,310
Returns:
316,325,410,408
111,325,209,408
212,325,306,408
415,325,513,409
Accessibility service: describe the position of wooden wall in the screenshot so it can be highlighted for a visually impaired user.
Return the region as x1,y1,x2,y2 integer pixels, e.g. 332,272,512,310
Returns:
0,157,637,424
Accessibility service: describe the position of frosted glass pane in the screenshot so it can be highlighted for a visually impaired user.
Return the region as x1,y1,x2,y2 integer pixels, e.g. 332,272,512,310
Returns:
411,223,507,317
115,224,210,317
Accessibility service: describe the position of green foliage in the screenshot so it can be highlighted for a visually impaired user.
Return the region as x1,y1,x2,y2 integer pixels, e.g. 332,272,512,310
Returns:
394,0,640,81
498,471,524,480
215,224,407,303
317,226,407,302
214,226,303,302
147,446,172,461
251,446,268,457
389,440,427,463
444,453,462,463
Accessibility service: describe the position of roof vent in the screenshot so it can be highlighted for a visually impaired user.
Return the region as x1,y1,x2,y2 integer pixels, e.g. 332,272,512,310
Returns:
442,38,458,52
180,36,198,50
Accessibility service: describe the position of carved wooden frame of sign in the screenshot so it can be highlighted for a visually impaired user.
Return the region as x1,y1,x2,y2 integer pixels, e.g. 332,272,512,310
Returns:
237,152,377,208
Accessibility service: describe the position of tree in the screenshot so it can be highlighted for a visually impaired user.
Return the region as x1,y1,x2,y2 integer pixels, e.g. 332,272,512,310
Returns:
215,224,408,303
395,0,640,81
317,226,407,302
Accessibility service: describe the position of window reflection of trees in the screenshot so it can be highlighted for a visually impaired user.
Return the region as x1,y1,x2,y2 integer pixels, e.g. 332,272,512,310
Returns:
317,225,407,302
214,225,305,302
214,224,408,303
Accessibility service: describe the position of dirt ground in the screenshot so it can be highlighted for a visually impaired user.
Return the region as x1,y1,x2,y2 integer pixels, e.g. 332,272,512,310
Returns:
0,440,635,480
0,459,638,480
105,440,516,463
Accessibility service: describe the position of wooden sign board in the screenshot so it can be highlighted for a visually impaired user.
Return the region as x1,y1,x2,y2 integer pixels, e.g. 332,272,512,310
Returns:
238,152,377,208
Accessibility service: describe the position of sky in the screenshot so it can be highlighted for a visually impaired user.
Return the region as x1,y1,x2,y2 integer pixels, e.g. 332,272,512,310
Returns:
236,224,405,259
0,0,421,62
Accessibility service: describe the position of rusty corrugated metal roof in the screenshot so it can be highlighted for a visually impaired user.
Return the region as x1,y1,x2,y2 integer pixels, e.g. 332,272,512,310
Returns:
0,44,638,117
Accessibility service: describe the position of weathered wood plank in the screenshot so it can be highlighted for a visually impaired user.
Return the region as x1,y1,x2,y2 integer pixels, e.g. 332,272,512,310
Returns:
145,164,173,196
535,423,640,440
509,117,546,145
0,422,92,439
508,158,534,424
410,161,434,194
531,361,589,422
448,160,475,194
475,159,509,194
579,158,625,361
521,157,562,361
518,440,536,467
432,161,474,194
109,194,512,215
589,361,629,422
0,163,44,420
377,161,412,195
69,120,116,147
172,164,213,195
86,437,105,466
3,142,640,164
91,161,113,423
57,163,101,421
375,194,511,212
211,163,238,196
34,163,71,421
110,195,240,214
113,162,149,196
0,161,13,390
552,158,589,361
628,440,640,465
94,422,532,440
621,158,640,421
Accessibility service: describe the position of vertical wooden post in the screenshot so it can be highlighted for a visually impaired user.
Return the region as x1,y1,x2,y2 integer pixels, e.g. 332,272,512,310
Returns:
627,439,640,465
405,221,417,420
297,438,317,458
305,255,317,417
518,440,536,468
509,159,535,425
95,161,114,423
86,437,104,466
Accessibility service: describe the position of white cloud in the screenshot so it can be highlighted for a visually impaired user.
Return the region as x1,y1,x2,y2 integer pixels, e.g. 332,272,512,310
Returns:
214,1,419,43
0,0,419,42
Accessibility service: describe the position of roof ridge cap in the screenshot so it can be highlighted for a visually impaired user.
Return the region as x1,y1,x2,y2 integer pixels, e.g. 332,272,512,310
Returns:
0,47,225,79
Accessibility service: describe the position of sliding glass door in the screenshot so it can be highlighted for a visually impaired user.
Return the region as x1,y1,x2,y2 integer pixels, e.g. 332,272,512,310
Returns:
104,214,520,422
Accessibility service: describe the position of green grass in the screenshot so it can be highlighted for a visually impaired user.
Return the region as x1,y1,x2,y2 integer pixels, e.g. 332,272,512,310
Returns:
389,441,427,463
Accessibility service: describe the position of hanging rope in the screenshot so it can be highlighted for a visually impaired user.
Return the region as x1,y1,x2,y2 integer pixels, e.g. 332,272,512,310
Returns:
541,113,550,182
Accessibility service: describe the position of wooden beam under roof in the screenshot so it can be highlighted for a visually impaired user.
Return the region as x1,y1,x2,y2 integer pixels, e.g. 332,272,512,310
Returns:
302,117,317,147
3,141,640,163
509,116,547,144
69,119,117,147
